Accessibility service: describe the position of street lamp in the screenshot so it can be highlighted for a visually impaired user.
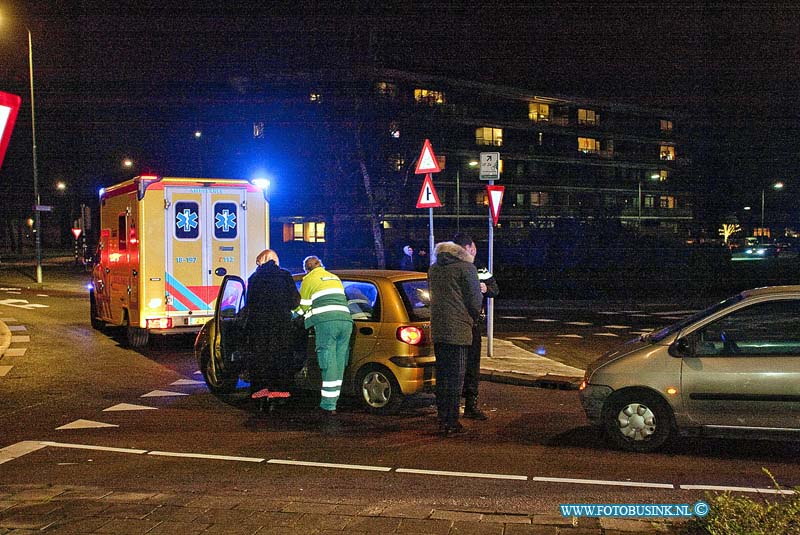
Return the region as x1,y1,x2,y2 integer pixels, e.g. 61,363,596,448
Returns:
760,181,784,242
24,25,43,284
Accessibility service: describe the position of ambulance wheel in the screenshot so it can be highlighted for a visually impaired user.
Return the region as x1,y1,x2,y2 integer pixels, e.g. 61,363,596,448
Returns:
89,291,105,330
126,325,150,348
356,365,403,415
200,347,238,395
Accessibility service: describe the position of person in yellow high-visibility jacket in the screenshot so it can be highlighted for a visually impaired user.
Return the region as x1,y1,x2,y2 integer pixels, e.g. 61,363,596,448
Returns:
294,256,353,415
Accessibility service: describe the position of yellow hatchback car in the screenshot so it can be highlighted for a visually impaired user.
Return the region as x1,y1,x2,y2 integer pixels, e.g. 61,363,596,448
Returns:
194,270,436,413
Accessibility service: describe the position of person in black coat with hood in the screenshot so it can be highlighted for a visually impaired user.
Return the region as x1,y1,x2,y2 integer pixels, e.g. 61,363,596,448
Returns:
242,249,301,397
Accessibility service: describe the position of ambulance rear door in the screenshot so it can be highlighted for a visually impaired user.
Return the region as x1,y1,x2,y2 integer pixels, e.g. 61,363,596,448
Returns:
165,185,248,323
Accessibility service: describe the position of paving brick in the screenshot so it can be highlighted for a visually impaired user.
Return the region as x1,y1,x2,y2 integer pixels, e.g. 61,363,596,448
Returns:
380,504,435,519
184,495,246,510
396,517,452,535
246,510,303,527
200,523,264,535
100,492,158,503
294,513,352,531
7,487,69,502
449,520,504,535
144,505,203,523
93,518,161,534
143,493,199,506
529,514,577,527
504,525,559,535
0,514,55,531
430,510,483,522
191,508,257,525
51,488,112,501
40,517,111,534
345,516,402,533
101,503,158,519
482,513,532,524
600,518,670,532
281,501,338,515
234,497,289,512
143,520,211,535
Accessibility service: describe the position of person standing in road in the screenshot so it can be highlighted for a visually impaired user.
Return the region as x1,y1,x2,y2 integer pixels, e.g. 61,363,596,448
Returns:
400,245,415,271
453,233,499,420
428,241,483,437
294,256,353,417
242,249,301,401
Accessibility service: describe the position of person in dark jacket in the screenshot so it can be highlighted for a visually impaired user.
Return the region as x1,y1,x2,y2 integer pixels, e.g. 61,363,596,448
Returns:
452,233,500,420
242,249,301,399
428,241,483,437
399,245,415,271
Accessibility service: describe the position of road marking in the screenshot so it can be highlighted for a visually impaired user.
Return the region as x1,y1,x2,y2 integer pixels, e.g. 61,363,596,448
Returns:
533,318,557,322
653,310,697,316
602,325,631,329
7,325,27,331
0,317,18,322
0,299,49,309
680,484,795,495
593,333,620,337
397,468,527,480
533,476,673,489
40,441,147,454
565,321,592,326
268,459,391,472
141,390,189,397
660,316,684,320
0,366,12,376
0,441,47,465
507,336,532,341
3,348,27,357
598,311,618,315
10,336,30,343
6,291,21,295
499,316,527,320
557,334,583,339
0,288,21,291
103,403,158,412
36,294,48,297
170,379,206,386
56,420,119,430
149,451,264,463
630,314,650,318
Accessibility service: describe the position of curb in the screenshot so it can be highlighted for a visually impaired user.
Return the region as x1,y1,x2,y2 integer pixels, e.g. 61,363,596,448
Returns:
0,320,10,361
480,370,582,390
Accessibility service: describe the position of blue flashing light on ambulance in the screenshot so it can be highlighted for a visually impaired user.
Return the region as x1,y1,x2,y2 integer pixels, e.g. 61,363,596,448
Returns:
89,175,269,347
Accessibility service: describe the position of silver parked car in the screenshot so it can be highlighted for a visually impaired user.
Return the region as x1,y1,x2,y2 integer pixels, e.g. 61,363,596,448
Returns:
580,286,800,452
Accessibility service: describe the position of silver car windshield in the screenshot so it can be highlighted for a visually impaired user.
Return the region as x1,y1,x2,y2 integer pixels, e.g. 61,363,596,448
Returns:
649,294,744,342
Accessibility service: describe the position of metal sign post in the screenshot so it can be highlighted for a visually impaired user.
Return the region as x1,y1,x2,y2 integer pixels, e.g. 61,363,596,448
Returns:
414,140,442,266
479,152,500,357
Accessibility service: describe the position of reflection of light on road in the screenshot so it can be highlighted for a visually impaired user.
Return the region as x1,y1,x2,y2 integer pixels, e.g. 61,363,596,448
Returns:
565,321,592,326
593,333,620,337
557,334,583,338
535,346,547,355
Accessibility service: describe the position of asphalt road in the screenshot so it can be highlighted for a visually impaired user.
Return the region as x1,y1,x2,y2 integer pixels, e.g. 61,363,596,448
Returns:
1,271,799,517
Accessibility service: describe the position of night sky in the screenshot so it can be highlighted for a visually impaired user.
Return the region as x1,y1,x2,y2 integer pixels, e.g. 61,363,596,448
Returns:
2,1,799,224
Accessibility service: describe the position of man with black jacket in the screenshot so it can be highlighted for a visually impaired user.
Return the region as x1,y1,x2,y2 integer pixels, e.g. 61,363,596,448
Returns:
428,241,483,437
452,234,500,420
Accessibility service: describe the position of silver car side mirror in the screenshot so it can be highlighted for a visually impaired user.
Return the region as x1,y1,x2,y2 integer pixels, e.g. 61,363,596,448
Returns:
669,337,691,358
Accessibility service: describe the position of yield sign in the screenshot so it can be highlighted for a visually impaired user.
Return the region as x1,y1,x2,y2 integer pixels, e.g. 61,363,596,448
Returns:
487,185,505,226
414,139,441,174
416,174,442,208
71,228,83,240
0,91,22,170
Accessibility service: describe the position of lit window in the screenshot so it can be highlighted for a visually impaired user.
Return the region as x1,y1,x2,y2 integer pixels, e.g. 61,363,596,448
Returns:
531,192,548,207
660,196,676,209
253,122,265,139
475,127,503,147
309,92,323,103
284,221,325,243
306,222,325,242
414,88,445,106
537,132,543,145
578,109,599,126
515,193,525,207
659,169,669,181
644,195,655,208
660,119,673,132
578,137,600,154
529,103,550,122
375,82,399,98
660,146,675,160
118,214,127,251
476,191,489,206
388,154,405,171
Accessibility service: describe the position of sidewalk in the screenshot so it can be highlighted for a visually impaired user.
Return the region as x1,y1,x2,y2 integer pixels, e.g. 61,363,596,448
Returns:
0,482,681,534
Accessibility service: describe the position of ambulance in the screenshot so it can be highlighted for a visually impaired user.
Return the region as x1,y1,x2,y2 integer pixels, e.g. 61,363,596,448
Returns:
89,175,269,347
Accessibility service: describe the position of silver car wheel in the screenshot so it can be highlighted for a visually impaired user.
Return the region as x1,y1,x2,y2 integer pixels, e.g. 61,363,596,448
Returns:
361,370,391,408
617,402,657,441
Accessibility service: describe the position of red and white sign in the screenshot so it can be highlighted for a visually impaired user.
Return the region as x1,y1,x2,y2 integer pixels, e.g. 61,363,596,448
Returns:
487,185,505,226
0,91,22,170
414,139,441,175
71,227,83,240
416,174,442,208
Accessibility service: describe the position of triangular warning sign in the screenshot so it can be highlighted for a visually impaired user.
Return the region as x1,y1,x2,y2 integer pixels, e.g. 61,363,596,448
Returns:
416,174,442,208
487,185,505,226
414,139,441,174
